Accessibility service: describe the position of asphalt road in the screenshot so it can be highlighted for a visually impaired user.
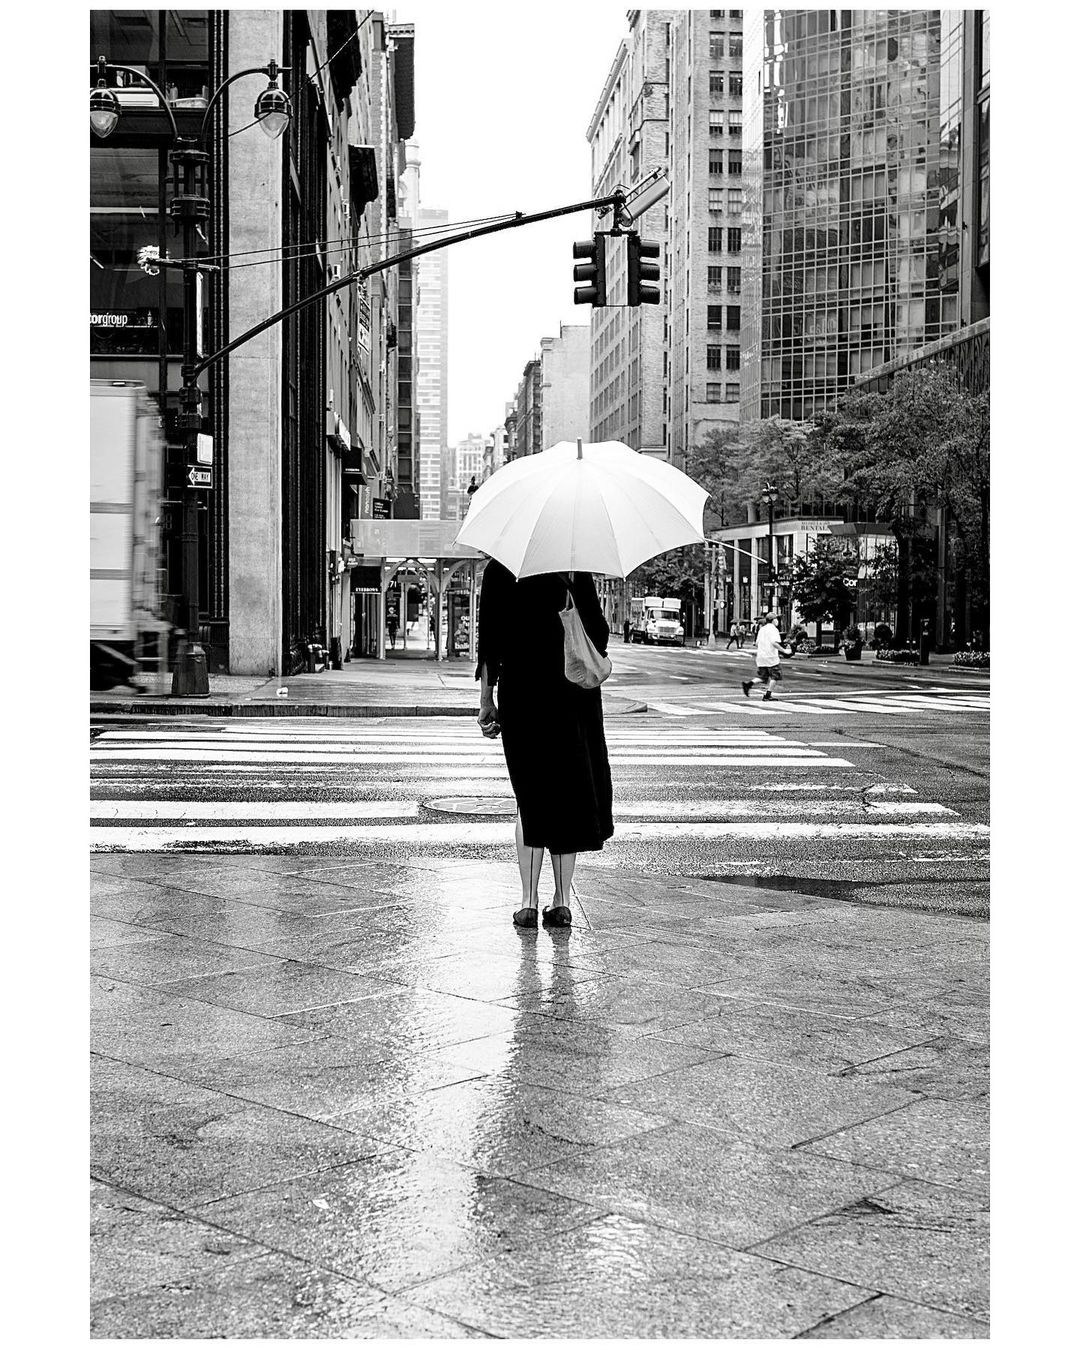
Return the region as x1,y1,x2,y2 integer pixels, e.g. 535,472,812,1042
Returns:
90,645,989,920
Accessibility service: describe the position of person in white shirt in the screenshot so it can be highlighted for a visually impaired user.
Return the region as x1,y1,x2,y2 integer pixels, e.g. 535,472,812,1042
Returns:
742,612,787,701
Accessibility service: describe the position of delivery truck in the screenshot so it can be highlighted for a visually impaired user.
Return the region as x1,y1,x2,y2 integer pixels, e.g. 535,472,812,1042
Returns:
630,595,685,646
90,380,167,688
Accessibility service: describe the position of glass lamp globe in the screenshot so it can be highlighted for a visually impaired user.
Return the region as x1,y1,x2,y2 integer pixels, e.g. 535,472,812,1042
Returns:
90,87,121,138
254,86,290,138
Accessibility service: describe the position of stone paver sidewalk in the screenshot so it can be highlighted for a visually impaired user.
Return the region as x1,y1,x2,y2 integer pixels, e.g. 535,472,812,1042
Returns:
90,853,988,1338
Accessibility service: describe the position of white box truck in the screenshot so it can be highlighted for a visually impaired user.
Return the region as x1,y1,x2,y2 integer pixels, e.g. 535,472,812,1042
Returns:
90,380,167,688
630,595,685,646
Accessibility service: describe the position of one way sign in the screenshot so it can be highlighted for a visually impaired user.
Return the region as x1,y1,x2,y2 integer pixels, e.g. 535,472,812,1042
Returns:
187,467,212,488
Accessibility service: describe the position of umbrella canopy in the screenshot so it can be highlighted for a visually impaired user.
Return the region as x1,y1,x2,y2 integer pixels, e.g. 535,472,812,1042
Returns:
455,439,709,579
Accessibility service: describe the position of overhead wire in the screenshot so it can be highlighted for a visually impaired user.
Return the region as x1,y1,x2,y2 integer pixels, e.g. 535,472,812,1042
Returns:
189,212,518,270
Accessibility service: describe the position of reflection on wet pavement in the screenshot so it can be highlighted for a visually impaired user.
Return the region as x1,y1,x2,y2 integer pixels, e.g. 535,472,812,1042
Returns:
91,852,989,1338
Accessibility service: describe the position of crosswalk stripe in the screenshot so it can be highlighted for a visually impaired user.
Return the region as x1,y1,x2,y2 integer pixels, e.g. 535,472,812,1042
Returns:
89,749,855,767
89,800,420,821
87,798,953,823
90,819,990,851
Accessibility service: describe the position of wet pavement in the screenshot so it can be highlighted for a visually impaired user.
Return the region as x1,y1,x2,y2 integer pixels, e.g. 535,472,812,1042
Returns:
90,852,989,1338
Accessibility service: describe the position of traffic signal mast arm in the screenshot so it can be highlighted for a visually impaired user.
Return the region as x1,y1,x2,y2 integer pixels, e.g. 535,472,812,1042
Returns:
187,188,629,383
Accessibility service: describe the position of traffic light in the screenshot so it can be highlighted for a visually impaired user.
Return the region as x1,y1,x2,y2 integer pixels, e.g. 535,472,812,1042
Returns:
626,231,661,306
572,233,607,306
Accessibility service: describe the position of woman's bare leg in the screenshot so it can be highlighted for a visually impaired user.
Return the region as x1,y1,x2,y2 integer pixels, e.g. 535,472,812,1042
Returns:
515,814,543,909
550,852,577,907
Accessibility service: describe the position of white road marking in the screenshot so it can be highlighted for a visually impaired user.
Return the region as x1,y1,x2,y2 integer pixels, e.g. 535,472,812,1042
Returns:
691,701,793,715
90,819,990,851
89,749,855,768
612,800,953,818
89,800,420,821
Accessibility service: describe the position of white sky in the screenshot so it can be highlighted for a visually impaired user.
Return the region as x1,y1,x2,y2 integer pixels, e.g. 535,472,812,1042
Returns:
405,1,633,445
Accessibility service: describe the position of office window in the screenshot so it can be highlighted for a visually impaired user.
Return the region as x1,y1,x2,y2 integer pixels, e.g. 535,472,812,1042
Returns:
729,35,743,57
708,266,724,287
709,110,724,137
728,111,742,136
710,71,724,96
709,149,724,174
729,73,743,97
710,9,725,16
709,32,724,59
725,382,740,402
707,345,723,369
707,383,723,403
727,304,741,330
709,188,724,211
728,151,742,176
727,227,742,252
726,346,741,370
708,226,724,251
728,265,741,292
728,187,743,211
707,305,724,328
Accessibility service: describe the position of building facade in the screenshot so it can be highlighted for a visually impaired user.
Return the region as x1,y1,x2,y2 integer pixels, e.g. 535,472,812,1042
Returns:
666,9,746,463
740,9,957,423
586,11,670,451
90,9,415,676
539,324,590,448
401,145,449,520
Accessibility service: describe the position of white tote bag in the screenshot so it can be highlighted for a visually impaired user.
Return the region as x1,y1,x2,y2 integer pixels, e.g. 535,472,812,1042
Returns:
560,587,612,689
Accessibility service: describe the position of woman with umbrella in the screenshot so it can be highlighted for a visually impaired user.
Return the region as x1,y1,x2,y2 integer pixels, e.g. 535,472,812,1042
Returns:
458,439,709,930
475,560,613,928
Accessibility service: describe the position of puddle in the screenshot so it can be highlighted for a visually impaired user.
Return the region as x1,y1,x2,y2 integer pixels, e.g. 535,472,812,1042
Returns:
694,874,970,901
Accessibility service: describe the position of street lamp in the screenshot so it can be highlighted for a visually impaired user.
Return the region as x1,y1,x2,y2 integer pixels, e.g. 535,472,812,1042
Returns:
91,55,290,694
761,481,779,616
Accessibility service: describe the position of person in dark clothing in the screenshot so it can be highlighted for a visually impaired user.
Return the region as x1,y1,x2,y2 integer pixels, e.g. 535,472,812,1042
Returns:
475,558,614,929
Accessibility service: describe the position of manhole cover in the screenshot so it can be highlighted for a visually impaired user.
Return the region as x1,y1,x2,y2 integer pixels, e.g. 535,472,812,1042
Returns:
426,797,517,816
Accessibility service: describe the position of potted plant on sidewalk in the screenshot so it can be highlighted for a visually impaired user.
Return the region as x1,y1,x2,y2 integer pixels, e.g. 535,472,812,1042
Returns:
841,624,864,661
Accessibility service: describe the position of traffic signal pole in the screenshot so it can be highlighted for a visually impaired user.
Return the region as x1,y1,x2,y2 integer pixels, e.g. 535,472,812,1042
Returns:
185,189,630,385
168,183,656,685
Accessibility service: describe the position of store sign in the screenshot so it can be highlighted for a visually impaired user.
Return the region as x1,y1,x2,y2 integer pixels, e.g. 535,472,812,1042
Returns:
372,497,390,519
90,310,157,329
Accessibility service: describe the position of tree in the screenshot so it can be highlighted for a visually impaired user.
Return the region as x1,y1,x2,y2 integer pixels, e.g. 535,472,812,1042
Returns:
688,416,842,528
685,427,742,528
812,366,990,644
629,544,708,622
788,537,858,649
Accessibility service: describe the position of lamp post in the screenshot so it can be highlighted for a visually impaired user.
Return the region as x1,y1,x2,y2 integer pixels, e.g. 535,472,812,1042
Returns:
91,56,291,695
761,481,779,616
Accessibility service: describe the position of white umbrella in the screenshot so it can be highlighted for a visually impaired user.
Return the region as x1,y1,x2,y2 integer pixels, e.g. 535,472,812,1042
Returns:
454,439,708,578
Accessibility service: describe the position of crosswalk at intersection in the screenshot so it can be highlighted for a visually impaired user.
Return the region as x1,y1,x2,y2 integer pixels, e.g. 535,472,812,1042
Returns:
90,717,989,864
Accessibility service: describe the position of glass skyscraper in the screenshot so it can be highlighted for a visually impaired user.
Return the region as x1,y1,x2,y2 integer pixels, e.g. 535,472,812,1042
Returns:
741,9,955,422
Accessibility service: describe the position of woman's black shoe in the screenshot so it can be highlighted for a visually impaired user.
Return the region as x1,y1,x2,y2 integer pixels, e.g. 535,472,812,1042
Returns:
542,904,573,927
513,907,538,928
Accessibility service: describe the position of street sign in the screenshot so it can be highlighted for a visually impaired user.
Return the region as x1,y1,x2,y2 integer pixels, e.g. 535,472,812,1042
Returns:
187,466,212,488
195,433,213,465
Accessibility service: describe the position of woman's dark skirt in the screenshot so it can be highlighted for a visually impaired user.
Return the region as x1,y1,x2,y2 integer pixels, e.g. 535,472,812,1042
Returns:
497,675,614,854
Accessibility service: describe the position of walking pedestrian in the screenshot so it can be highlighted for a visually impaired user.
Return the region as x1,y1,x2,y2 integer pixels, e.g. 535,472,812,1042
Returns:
476,558,614,929
742,610,788,701
623,616,631,644
387,613,398,650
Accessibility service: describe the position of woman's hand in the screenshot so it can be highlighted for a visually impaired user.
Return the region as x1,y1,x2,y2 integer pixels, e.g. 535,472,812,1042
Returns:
478,696,501,738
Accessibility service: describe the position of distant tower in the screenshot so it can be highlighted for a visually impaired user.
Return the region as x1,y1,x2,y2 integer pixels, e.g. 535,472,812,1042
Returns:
404,143,449,520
